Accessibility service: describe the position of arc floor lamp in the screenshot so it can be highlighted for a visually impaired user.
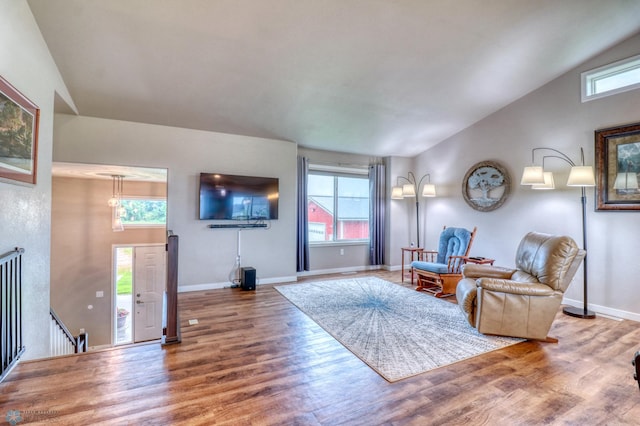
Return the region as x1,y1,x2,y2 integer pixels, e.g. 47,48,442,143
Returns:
521,147,596,319
391,172,436,248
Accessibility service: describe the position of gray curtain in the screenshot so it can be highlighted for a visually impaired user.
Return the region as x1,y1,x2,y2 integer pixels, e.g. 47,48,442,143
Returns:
369,163,386,265
296,156,310,272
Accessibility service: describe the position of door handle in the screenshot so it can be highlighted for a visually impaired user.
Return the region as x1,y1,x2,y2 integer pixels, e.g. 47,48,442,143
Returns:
136,300,144,304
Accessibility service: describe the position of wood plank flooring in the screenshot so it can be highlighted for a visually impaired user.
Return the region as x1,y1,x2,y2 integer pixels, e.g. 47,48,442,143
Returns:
1,270,639,425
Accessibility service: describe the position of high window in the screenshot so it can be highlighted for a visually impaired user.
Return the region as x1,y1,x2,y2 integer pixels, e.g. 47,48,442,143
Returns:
120,197,167,227
582,54,640,102
307,167,369,243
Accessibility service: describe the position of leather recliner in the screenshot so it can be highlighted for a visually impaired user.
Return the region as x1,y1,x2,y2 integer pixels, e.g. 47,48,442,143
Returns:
456,231,586,341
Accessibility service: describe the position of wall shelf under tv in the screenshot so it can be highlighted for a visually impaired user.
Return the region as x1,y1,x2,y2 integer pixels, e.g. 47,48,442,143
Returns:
207,223,268,229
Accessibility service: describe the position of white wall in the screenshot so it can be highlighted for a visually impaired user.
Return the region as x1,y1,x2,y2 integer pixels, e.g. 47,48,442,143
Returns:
405,33,640,320
386,156,417,268
52,115,298,291
0,1,75,360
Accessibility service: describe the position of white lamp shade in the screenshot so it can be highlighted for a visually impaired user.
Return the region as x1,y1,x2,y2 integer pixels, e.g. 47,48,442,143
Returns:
391,186,404,199
567,166,595,186
532,172,555,190
402,184,416,197
521,166,545,185
613,172,639,190
422,183,436,197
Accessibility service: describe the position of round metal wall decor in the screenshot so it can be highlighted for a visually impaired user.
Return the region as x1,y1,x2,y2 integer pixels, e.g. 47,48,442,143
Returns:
462,160,511,212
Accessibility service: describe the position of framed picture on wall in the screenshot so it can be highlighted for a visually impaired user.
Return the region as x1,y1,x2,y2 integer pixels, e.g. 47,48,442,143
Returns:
461,160,511,212
595,122,640,211
0,75,40,185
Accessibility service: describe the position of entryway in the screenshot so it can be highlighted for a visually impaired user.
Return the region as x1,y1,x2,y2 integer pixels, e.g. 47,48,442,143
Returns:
114,244,166,345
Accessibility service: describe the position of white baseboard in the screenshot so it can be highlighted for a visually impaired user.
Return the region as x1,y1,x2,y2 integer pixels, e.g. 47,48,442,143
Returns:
562,297,640,322
258,275,297,285
297,265,382,277
178,275,297,293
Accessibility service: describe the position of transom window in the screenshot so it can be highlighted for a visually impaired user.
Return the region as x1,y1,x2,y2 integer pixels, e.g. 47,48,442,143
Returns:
582,54,640,102
120,197,167,227
307,167,369,243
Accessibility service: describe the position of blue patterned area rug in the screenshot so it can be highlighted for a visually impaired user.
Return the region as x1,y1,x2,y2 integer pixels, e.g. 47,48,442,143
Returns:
275,276,524,382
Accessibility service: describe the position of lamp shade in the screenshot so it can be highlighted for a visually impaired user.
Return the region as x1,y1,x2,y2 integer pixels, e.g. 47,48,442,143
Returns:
422,183,436,197
532,172,555,190
613,172,639,190
402,184,416,197
521,166,545,185
391,186,404,199
567,166,595,186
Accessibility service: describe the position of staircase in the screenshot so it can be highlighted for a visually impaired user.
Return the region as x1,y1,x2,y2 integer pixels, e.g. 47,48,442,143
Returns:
49,308,88,356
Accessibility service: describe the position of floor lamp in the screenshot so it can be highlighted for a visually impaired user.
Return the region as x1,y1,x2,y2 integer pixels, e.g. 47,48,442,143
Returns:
391,172,436,248
521,147,596,319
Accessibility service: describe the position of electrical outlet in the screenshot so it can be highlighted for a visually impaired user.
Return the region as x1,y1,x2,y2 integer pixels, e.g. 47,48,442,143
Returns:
96,291,104,298
340,248,344,255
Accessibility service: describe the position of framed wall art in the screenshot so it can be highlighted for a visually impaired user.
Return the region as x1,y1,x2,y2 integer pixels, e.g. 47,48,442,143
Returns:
595,122,640,211
0,75,40,185
462,160,511,212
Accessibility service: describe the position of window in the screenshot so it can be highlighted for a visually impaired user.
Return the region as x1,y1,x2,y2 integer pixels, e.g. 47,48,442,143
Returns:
307,168,369,243
120,197,167,227
582,54,640,102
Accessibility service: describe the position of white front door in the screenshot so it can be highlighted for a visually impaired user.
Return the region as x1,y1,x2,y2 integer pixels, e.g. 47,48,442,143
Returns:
134,245,165,342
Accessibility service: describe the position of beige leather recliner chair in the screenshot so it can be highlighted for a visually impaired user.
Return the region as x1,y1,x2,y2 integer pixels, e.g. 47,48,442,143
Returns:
456,232,586,341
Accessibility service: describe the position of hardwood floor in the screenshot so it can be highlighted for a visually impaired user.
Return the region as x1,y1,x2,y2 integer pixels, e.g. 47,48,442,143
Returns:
2,270,639,425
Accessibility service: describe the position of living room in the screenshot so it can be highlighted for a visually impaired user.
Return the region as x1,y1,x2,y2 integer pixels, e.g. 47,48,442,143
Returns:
1,1,640,423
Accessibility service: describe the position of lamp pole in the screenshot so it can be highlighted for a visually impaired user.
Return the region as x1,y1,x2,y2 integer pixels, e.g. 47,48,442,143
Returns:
392,172,435,248
521,147,595,319
563,187,595,318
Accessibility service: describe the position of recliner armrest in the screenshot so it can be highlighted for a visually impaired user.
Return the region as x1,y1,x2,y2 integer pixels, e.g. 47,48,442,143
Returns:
477,278,555,296
461,264,515,279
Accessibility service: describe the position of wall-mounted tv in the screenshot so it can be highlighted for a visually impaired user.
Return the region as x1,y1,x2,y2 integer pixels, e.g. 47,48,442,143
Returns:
199,173,279,220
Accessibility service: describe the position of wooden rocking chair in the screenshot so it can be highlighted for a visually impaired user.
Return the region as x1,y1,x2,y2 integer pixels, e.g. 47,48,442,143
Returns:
411,226,477,297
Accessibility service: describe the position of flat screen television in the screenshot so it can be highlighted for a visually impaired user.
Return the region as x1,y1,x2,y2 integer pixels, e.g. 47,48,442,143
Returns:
199,173,279,220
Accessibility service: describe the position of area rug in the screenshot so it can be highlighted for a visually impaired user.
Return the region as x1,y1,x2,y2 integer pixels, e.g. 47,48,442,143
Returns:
275,276,524,382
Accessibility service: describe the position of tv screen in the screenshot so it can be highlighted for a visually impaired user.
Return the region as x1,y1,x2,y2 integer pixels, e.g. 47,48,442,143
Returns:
199,173,279,220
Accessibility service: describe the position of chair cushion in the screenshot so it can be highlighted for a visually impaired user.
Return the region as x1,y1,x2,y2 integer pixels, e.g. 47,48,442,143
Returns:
411,261,449,274
437,227,472,264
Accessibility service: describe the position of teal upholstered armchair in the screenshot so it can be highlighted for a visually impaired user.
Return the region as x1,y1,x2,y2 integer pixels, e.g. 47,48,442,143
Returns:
411,226,477,297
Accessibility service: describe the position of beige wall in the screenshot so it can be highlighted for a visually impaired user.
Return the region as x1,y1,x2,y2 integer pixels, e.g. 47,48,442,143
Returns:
51,176,166,346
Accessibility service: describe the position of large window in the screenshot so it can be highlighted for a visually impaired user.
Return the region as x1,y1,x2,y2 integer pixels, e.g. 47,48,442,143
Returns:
582,54,640,102
307,170,369,243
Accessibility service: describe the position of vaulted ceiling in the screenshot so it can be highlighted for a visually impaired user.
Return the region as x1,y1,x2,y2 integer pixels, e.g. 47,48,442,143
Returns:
28,0,640,157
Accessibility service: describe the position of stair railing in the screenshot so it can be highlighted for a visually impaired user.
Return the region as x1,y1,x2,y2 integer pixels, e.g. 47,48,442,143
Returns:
1,247,26,383
49,308,88,356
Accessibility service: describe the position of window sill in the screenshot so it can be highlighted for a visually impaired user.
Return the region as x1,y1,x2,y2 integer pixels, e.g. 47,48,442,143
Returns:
310,241,369,248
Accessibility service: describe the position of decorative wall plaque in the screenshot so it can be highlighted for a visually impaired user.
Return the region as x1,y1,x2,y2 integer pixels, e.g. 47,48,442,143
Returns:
462,161,511,212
